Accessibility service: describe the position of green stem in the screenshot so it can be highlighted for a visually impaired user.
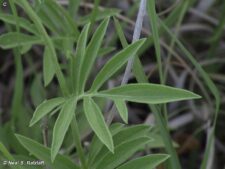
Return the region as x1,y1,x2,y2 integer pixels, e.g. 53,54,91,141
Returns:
153,108,182,169
8,0,23,127
71,115,88,169
163,0,189,125
164,0,189,82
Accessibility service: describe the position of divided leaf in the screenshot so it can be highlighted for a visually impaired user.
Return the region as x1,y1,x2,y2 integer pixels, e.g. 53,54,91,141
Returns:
83,97,114,153
97,83,201,104
117,154,169,169
90,39,146,91
16,135,79,169
79,18,109,92
29,97,65,127
51,98,76,162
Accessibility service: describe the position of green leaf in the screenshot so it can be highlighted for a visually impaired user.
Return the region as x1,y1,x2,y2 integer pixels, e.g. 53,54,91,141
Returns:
0,14,38,34
113,5,187,169
79,18,109,92
91,124,151,166
113,16,148,82
73,23,90,94
88,123,124,165
35,0,79,37
29,97,65,127
0,32,74,51
83,97,114,153
0,32,40,49
147,133,179,149
117,154,169,169
51,98,77,162
147,2,184,168
20,44,32,54
43,47,55,86
147,0,163,82
113,125,151,145
0,142,14,160
90,39,146,91
30,74,45,106
114,99,128,123
68,0,81,16
94,137,152,169
0,32,76,53
16,134,79,169
45,0,79,36
96,83,201,104
35,3,60,35
113,17,128,48
89,0,100,29
113,2,190,169
80,9,120,25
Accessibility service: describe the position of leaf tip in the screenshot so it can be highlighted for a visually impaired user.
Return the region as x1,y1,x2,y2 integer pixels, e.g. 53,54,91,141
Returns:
122,116,128,124
109,146,114,154
192,93,202,99
44,81,49,87
140,37,147,43
29,121,34,127
108,138,115,154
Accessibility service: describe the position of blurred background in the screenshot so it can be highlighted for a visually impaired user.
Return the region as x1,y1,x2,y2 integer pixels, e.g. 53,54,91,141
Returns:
0,0,225,168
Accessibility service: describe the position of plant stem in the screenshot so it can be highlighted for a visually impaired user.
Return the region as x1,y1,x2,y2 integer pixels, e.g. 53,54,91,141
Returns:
8,0,24,130
71,115,88,169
